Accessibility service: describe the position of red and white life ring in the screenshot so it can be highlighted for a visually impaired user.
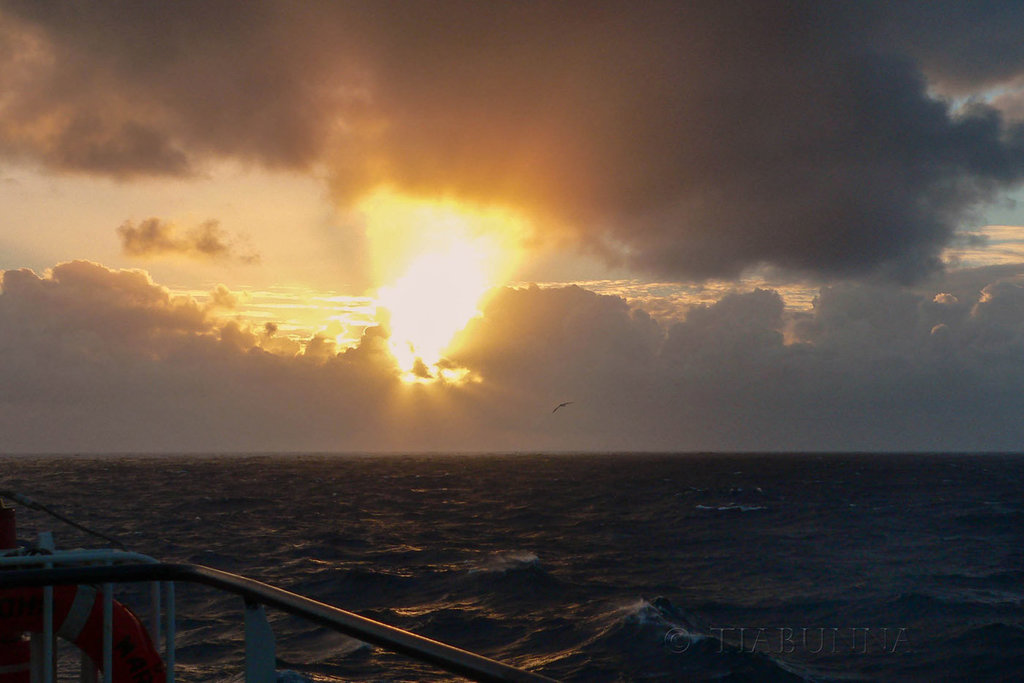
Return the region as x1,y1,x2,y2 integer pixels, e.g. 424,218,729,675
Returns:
0,585,166,683
0,635,30,683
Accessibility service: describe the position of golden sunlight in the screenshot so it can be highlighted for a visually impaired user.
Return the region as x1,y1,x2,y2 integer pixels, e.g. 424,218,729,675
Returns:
358,188,527,380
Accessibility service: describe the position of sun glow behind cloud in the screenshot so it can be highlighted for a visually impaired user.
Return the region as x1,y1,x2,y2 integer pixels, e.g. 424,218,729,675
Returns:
358,188,528,380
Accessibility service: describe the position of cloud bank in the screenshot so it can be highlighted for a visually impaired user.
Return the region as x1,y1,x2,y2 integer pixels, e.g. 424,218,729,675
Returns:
4,260,1024,452
4,2,1024,280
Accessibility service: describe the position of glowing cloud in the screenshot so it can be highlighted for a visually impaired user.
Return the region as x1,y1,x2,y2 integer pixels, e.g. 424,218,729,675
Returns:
377,243,491,378
358,188,527,379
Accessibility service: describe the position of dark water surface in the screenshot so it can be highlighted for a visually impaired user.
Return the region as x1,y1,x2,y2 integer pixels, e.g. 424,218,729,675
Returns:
2,453,1023,681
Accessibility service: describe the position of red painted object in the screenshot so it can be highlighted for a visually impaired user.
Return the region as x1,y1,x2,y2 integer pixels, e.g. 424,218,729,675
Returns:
0,585,165,683
0,636,30,683
0,507,14,550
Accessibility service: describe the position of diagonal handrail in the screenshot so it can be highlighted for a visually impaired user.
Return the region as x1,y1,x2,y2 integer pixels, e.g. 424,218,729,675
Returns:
0,563,558,683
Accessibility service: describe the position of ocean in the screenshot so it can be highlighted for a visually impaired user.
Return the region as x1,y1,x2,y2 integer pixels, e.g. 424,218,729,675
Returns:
2,453,1023,681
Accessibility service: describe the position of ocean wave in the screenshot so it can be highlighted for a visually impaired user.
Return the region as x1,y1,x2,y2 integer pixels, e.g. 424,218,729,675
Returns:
469,551,542,573
937,569,1024,591
275,671,314,683
695,503,767,512
949,622,1024,648
606,596,705,632
276,627,374,665
905,622,1024,681
461,551,568,605
5,452,1024,681
945,588,1024,607
886,590,1023,621
557,596,808,682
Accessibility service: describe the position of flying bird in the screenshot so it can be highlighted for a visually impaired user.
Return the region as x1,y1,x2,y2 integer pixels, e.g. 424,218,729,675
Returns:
552,401,574,413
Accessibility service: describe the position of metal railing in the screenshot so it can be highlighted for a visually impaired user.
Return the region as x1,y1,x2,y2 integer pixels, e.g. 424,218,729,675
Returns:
0,558,557,683
0,541,173,683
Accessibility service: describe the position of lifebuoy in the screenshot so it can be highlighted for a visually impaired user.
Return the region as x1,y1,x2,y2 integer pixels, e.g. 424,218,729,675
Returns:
0,585,166,683
0,635,29,683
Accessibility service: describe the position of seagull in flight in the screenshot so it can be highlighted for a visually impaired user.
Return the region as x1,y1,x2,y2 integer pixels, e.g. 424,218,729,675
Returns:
552,401,574,413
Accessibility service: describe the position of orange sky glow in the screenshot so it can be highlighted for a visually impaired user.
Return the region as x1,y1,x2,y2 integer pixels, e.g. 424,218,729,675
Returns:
5,3,1024,452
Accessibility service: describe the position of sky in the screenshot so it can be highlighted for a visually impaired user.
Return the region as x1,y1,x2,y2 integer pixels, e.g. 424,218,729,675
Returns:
4,1,1024,452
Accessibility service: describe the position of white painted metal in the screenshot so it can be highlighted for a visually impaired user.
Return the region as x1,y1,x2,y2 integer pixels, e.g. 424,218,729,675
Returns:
150,581,162,644
29,635,43,683
1,536,555,683
165,582,176,683
40,532,54,683
244,603,276,683
0,549,161,567
2,539,173,683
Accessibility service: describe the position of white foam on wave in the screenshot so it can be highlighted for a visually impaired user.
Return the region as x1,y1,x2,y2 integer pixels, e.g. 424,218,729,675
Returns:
695,504,766,512
469,551,541,573
613,598,663,625
604,598,710,648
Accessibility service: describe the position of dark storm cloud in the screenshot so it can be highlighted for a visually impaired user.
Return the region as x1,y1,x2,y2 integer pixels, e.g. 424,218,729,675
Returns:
0,261,402,452
4,2,1024,279
868,1,1024,93
118,218,260,264
7,260,1024,451
451,277,1024,452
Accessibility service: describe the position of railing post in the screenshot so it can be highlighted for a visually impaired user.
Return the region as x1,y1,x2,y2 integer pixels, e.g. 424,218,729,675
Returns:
38,532,55,683
150,581,162,645
164,581,176,683
103,560,113,683
243,601,275,683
